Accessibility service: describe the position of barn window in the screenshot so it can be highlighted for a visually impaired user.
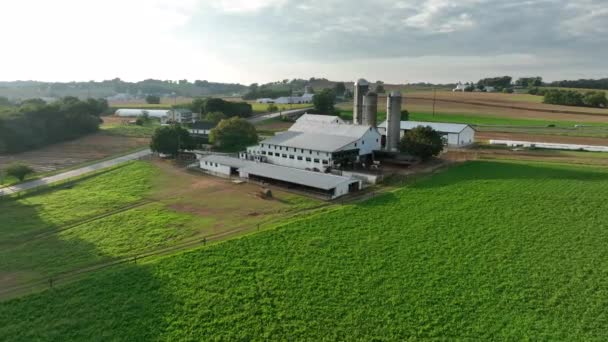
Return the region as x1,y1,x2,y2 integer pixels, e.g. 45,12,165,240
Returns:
322,160,328,165
305,157,311,162
297,156,303,160
314,158,320,163
262,151,266,155
289,155,295,159
282,154,287,158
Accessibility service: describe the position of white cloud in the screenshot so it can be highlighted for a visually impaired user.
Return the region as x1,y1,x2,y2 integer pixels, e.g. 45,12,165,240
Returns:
210,0,286,13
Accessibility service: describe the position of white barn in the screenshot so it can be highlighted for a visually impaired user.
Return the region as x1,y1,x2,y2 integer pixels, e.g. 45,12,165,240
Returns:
199,155,360,199
115,109,170,119
243,114,381,171
377,121,475,147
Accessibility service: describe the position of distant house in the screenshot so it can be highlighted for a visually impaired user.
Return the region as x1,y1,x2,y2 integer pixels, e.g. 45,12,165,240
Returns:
190,121,216,137
256,98,275,104
161,109,194,124
453,83,468,92
484,86,496,93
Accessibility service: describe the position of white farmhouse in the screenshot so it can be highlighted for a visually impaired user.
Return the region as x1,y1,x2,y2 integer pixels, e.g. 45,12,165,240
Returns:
377,121,475,147
453,83,468,92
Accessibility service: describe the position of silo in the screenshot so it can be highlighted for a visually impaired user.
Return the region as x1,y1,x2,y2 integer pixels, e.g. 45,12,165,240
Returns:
362,91,378,127
386,91,402,152
353,79,369,125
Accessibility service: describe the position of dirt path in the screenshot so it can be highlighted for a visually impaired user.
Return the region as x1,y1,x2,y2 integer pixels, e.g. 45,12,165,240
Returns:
0,149,151,197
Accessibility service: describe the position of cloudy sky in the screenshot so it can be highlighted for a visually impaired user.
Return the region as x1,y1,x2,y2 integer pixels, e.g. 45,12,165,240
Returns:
1,0,606,84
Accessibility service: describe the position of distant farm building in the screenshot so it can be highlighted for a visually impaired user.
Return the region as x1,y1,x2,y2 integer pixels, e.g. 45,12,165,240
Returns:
114,108,194,124
377,121,475,147
453,83,467,92
190,121,216,137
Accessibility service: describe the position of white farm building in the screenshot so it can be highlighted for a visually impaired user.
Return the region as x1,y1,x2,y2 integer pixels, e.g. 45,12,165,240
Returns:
377,121,475,147
242,114,381,171
198,155,361,199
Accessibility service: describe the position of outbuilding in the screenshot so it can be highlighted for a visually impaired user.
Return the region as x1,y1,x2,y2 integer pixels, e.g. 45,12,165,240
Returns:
377,121,475,147
198,155,360,199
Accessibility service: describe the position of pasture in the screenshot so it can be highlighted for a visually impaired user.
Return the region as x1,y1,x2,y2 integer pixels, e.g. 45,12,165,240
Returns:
249,102,312,114
0,160,321,292
2,161,608,340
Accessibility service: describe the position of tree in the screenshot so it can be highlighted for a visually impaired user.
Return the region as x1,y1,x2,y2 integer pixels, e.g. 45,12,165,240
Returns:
204,111,226,124
145,95,161,104
583,91,607,108
5,162,34,182
399,126,444,161
375,81,386,93
149,125,194,157
267,103,279,112
209,117,258,151
400,110,410,121
334,82,346,97
312,89,336,113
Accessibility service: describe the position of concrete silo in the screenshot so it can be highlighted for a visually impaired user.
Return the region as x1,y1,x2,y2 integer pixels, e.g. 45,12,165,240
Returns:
362,91,378,127
386,91,402,152
353,79,369,125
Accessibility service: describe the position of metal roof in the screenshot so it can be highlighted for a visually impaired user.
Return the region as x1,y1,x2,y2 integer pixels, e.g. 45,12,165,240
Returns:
115,109,170,118
297,114,345,124
192,121,216,130
239,163,355,190
200,155,253,168
289,120,374,139
260,131,355,152
378,120,471,134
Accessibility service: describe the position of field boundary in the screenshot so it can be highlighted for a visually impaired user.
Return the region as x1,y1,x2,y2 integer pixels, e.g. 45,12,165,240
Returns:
407,96,608,117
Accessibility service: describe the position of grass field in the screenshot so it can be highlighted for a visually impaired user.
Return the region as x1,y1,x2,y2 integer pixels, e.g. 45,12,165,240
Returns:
0,160,322,291
2,160,608,339
250,102,312,114
100,117,160,138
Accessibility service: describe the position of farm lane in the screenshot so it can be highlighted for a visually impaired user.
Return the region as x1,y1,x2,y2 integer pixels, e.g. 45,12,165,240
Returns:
247,107,312,124
0,149,151,197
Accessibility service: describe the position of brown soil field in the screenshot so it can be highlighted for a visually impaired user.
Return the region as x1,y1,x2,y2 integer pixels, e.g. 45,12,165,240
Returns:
0,133,149,173
377,91,608,123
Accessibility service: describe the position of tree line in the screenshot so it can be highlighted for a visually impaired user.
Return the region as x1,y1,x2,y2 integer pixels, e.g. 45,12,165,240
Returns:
541,89,607,108
548,78,608,91
0,97,107,153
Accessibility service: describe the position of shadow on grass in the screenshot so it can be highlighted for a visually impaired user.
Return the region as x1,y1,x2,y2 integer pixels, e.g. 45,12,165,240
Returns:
0,200,175,341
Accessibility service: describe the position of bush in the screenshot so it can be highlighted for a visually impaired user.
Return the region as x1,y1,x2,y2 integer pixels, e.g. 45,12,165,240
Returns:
4,162,34,182
267,104,279,112
145,95,161,104
399,126,444,161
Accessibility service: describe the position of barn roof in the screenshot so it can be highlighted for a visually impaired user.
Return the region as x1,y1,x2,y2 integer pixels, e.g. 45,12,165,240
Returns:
260,131,355,152
289,120,374,139
239,163,355,190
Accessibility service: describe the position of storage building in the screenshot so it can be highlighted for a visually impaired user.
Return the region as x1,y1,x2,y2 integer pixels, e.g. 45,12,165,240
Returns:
377,121,475,147
198,155,360,199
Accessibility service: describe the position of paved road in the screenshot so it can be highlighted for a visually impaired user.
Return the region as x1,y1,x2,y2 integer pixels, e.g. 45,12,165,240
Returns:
247,107,312,124
0,149,152,197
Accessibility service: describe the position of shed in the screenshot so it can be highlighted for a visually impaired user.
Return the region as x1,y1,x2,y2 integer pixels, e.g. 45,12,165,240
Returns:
377,121,475,147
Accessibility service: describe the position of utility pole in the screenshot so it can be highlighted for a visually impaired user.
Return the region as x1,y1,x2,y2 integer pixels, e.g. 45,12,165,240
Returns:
432,87,437,117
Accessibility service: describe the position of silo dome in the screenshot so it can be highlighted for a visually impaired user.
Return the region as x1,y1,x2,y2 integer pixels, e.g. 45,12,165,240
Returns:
390,91,402,97
355,78,369,86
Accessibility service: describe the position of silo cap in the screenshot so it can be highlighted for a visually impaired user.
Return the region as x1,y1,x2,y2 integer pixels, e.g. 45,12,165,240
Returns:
390,91,402,97
365,91,377,96
355,78,369,85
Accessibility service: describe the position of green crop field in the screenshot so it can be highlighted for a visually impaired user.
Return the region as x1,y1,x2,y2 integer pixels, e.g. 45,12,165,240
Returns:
338,109,608,128
2,160,608,340
250,102,312,114
100,120,160,138
0,161,321,291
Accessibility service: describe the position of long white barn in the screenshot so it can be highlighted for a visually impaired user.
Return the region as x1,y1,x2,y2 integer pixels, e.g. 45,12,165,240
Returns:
199,155,361,199
377,121,475,147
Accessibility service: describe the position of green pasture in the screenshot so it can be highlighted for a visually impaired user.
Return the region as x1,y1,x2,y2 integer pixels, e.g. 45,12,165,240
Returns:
2,161,608,339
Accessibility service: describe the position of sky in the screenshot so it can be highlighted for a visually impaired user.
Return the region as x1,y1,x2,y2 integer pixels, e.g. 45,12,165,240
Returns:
1,0,606,84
